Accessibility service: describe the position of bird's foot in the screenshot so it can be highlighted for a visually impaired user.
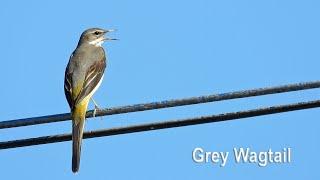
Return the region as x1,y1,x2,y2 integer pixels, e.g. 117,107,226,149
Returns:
91,98,103,120
93,105,100,118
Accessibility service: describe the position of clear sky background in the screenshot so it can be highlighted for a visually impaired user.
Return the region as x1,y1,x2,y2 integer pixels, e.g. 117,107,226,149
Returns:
0,0,319,179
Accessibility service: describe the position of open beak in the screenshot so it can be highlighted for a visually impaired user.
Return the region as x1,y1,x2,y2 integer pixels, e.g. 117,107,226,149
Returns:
103,29,118,41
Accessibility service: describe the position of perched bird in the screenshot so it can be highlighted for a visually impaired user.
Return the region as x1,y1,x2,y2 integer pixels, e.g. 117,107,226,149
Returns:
64,28,116,173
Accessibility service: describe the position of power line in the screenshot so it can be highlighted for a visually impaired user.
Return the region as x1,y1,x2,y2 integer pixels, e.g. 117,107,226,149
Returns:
1,99,319,150
1,81,320,129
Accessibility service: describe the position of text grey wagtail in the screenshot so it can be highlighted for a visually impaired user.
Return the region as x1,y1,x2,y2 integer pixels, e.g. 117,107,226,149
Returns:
64,28,117,173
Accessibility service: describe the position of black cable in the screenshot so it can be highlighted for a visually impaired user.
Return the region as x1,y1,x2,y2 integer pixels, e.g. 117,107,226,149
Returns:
1,99,319,150
1,81,319,129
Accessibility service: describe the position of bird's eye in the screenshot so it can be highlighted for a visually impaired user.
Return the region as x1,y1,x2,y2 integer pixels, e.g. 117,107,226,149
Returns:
94,31,100,35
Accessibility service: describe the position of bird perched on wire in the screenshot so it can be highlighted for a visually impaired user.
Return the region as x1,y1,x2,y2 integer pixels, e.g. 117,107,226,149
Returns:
64,28,117,173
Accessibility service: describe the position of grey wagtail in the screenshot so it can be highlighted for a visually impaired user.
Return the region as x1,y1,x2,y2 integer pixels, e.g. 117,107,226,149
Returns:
64,28,117,173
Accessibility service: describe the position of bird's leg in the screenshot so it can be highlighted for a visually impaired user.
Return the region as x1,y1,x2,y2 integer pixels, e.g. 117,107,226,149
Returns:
91,97,101,118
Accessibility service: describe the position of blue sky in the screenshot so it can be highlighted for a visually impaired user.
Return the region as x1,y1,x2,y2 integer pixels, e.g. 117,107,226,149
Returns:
0,0,319,179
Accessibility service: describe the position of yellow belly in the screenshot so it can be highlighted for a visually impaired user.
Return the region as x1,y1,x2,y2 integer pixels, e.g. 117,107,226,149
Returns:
72,75,104,123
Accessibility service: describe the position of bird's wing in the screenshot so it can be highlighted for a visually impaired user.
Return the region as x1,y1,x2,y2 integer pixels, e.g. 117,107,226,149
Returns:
74,58,106,106
64,61,74,108
64,51,106,109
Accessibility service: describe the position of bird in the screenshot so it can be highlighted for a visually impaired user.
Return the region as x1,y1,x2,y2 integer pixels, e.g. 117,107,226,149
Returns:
64,28,117,173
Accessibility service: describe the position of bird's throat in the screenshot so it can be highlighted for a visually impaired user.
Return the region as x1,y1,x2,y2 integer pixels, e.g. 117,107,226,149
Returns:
88,37,104,47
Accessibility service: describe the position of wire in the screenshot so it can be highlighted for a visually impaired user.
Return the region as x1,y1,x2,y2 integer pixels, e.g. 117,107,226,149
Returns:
1,99,319,150
1,81,320,129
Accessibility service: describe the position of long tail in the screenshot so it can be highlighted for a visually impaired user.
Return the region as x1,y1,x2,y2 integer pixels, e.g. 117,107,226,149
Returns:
71,104,87,173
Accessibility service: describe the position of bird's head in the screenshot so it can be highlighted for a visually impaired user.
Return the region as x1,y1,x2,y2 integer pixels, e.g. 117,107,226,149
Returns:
78,28,117,47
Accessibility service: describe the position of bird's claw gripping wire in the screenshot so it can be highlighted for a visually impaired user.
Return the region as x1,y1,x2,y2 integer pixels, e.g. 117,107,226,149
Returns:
91,98,103,120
